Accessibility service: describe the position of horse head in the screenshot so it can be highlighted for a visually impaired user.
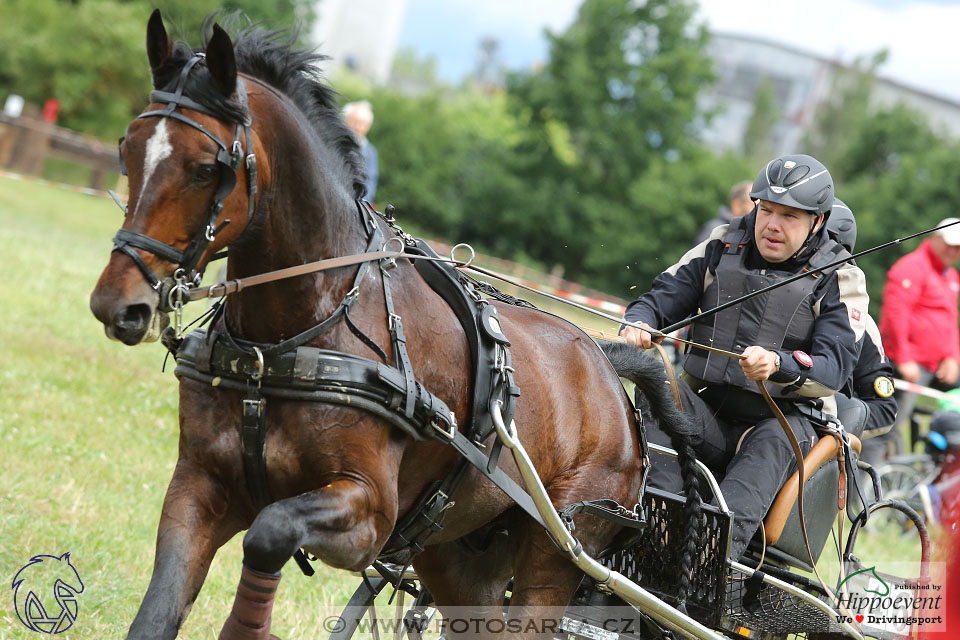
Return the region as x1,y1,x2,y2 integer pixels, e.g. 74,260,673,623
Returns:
90,10,263,345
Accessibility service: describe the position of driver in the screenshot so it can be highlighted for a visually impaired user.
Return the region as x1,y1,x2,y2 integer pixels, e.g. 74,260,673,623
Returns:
621,154,869,560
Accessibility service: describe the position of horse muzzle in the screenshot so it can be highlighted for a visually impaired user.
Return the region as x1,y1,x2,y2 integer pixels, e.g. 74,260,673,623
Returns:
90,267,168,345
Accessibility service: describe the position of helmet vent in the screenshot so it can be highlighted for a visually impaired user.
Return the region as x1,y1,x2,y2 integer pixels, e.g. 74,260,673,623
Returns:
768,159,784,184
783,165,810,186
816,186,832,205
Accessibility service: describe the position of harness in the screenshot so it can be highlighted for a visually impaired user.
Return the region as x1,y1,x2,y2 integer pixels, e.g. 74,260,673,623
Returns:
161,197,563,569
119,58,642,575
113,54,258,311
686,216,851,399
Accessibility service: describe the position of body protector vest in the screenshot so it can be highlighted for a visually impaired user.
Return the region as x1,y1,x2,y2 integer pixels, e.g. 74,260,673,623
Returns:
684,216,851,400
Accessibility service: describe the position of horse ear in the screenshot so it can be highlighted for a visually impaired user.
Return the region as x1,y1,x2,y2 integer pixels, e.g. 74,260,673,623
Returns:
146,9,172,84
205,24,237,97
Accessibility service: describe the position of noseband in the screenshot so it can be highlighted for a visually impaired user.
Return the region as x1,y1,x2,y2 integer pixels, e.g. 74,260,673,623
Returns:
112,54,258,311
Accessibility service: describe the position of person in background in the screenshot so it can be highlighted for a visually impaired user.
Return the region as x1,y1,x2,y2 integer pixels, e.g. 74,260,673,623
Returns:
622,154,868,560
343,100,379,203
826,199,897,438
876,218,960,461
694,180,754,245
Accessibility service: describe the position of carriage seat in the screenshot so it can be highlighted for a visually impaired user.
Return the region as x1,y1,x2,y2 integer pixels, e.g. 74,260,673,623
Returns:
748,395,867,571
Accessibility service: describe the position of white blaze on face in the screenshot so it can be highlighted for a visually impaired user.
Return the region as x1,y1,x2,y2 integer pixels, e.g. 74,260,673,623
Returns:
132,119,173,218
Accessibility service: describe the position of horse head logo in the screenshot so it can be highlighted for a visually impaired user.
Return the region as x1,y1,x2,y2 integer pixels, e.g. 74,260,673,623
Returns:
12,552,84,634
838,565,891,597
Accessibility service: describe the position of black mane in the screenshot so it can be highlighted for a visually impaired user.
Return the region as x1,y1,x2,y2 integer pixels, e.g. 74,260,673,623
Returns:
152,15,366,199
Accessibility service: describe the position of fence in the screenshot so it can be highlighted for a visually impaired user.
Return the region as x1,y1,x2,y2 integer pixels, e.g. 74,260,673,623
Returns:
0,112,118,190
0,114,630,314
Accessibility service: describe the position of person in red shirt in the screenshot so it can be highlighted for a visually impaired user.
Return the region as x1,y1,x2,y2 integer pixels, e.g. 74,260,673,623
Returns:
874,218,960,464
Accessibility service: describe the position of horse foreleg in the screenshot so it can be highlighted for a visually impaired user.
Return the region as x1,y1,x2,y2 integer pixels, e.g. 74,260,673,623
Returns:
127,461,236,640
219,478,395,640
501,523,589,640
413,521,517,639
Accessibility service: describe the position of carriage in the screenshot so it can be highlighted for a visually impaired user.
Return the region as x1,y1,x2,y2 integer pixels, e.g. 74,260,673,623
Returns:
88,11,935,640
328,392,933,640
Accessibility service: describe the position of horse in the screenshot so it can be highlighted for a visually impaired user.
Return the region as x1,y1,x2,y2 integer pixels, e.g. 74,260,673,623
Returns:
89,11,699,639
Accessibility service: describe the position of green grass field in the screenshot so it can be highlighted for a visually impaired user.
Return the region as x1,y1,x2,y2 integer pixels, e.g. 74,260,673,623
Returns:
0,176,942,639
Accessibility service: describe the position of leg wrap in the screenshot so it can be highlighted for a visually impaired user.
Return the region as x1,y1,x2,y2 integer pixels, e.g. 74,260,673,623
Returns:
218,565,282,640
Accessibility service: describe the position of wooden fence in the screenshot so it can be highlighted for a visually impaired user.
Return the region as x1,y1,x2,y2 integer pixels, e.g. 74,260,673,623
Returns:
0,113,629,311
0,112,118,190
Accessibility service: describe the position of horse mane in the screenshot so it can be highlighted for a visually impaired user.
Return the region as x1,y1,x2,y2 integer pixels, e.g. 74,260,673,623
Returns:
151,13,367,199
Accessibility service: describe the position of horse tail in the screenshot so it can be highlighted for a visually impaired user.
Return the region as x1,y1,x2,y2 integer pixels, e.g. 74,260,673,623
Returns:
600,341,702,614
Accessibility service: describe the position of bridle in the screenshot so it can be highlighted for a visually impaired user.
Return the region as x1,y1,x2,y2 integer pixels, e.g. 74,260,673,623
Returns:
112,54,259,312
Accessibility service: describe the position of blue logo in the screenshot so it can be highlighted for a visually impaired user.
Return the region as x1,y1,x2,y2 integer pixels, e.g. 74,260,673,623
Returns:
11,552,84,634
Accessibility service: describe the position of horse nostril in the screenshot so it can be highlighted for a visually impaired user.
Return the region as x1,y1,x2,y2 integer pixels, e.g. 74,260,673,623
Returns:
115,303,153,332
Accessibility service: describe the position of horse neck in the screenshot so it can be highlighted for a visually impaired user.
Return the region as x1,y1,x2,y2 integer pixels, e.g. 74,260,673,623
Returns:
223,106,372,343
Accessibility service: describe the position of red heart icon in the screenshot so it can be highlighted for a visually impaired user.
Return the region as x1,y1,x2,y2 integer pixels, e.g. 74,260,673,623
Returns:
855,615,865,623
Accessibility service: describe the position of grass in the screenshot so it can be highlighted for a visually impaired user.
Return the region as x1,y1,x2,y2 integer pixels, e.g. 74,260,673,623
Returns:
0,176,942,639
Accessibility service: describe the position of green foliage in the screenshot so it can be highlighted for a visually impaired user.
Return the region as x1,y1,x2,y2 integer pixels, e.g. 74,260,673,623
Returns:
804,50,887,171
0,0,148,137
0,0,314,139
843,138,960,318
742,78,779,164
485,0,726,291
147,0,315,43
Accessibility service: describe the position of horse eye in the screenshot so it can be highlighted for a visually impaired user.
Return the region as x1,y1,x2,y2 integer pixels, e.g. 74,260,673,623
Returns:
193,164,219,182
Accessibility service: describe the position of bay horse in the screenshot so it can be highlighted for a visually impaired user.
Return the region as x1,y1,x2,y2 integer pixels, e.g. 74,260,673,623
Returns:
89,11,700,639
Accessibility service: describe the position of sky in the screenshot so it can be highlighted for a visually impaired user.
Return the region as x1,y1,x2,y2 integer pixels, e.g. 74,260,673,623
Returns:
396,0,960,103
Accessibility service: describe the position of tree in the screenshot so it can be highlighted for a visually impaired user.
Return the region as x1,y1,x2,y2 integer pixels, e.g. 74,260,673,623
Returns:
0,0,147,136
742,77,779,164
0,0,316,138
496,0,736,293
804,50,887,173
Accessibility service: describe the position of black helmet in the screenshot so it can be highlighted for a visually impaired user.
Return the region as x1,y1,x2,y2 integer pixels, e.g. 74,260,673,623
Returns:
750,154,834,216
826,198,857,252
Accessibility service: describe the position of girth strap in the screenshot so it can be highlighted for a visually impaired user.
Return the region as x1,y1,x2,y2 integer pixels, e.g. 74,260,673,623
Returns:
241,393,272,508
240,389,315,576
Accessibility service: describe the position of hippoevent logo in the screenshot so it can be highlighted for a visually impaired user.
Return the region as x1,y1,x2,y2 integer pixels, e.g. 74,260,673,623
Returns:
11,553,84,634
834,563,945,635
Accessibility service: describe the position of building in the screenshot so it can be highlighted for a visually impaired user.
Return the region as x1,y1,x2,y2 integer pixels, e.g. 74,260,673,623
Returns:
310,0,408,84
700,32,960,156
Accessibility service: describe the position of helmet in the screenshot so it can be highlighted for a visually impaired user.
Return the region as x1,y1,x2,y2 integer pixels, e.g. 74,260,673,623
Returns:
826,198,857,252
750,154,834,216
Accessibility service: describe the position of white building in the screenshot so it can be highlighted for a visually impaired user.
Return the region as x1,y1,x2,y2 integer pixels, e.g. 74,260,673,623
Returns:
700,32,960,155
310,0,408,84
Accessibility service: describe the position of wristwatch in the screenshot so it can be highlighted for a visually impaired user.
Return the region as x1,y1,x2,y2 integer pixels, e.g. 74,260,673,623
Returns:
773,352,781,371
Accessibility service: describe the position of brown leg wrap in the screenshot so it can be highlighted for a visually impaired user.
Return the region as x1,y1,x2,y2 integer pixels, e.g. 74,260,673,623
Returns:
218,565,282,640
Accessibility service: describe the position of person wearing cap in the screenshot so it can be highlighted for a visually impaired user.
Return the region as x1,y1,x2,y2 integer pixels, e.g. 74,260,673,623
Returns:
875,218,960,461
621,154,869,560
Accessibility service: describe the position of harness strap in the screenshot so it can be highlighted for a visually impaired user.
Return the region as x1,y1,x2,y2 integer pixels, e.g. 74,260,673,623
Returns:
382,261,417,418
241,392,271,508
114,58,259,301
558,499,646,531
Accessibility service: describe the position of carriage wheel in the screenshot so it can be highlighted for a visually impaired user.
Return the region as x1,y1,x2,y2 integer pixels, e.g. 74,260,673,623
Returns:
329,571,440,640
870,459,932,534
